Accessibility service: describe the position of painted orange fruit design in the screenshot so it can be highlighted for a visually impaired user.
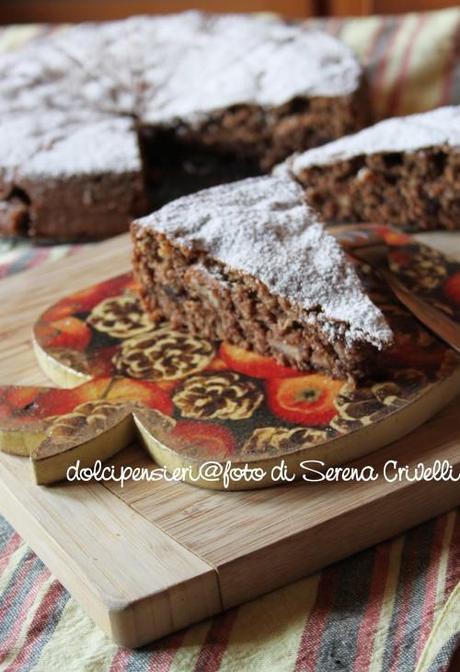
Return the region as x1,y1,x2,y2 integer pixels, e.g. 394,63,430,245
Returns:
5,386,41,409
220,343,301,379
33,377,173,419
34,378,112,418
87,345,119,378
105,378,173,416
50,317,92,351
170,421,235,458
0,386,43,424
266,375,345,426
40,274,136,322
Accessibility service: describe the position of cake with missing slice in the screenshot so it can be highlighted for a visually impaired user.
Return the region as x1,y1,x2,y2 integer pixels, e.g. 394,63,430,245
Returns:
0,12,367,240
283,106,460,231
131,175,393,378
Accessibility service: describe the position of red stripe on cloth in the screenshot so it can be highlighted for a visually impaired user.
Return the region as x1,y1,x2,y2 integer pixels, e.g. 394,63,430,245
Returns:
416,514,450,661
3,579,65,672
0,565,50,665
294,569,337,672
363,17,386,64
0,557,48,631
370,16,404,116
0,532,22,572
193,608,239,672
445,510,460,598
384,14,428,117
352,542,392,671
109,648,131,672
149,631,187,672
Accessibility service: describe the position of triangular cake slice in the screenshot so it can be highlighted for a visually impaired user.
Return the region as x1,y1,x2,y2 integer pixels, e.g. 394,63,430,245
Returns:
281,105,460,231
131,175,392,378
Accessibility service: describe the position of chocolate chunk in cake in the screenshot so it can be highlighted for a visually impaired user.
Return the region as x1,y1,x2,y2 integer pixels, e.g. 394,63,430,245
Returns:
0,12,368,240
131,176,392,379
283,105,460,231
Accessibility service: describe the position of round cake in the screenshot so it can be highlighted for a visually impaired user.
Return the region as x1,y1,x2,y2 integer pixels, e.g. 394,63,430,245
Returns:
0,12,367,241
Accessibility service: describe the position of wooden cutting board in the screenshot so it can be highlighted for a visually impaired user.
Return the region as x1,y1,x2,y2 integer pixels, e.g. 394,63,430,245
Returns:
0,232,460,648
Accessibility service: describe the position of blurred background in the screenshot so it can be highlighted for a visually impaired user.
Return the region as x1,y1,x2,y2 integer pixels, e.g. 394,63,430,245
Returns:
0,0,458,23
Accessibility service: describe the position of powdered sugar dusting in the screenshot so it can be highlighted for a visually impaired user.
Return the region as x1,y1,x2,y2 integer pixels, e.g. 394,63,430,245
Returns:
25,117,140,179
289,105,460,172
138,13,362,124
0,112,140,186
135,175,392,350
0,13,360,123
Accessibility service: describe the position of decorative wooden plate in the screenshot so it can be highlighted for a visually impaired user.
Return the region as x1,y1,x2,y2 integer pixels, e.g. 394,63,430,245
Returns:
2,226,460,489
1,229,460,648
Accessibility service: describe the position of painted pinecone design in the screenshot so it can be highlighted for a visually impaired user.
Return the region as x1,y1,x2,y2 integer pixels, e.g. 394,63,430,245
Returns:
88,294,154,339
331,387,387,433
113,327,215,381
242,426,329,455
390,245,447,292
173,372,263,420
45,400,129,441
331,369,426,433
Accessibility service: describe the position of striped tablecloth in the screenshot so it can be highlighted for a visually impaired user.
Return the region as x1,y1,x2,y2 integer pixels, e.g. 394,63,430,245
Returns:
0,9,459,671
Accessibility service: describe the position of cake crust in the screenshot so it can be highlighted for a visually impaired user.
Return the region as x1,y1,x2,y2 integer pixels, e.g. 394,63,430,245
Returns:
131,176,392,378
